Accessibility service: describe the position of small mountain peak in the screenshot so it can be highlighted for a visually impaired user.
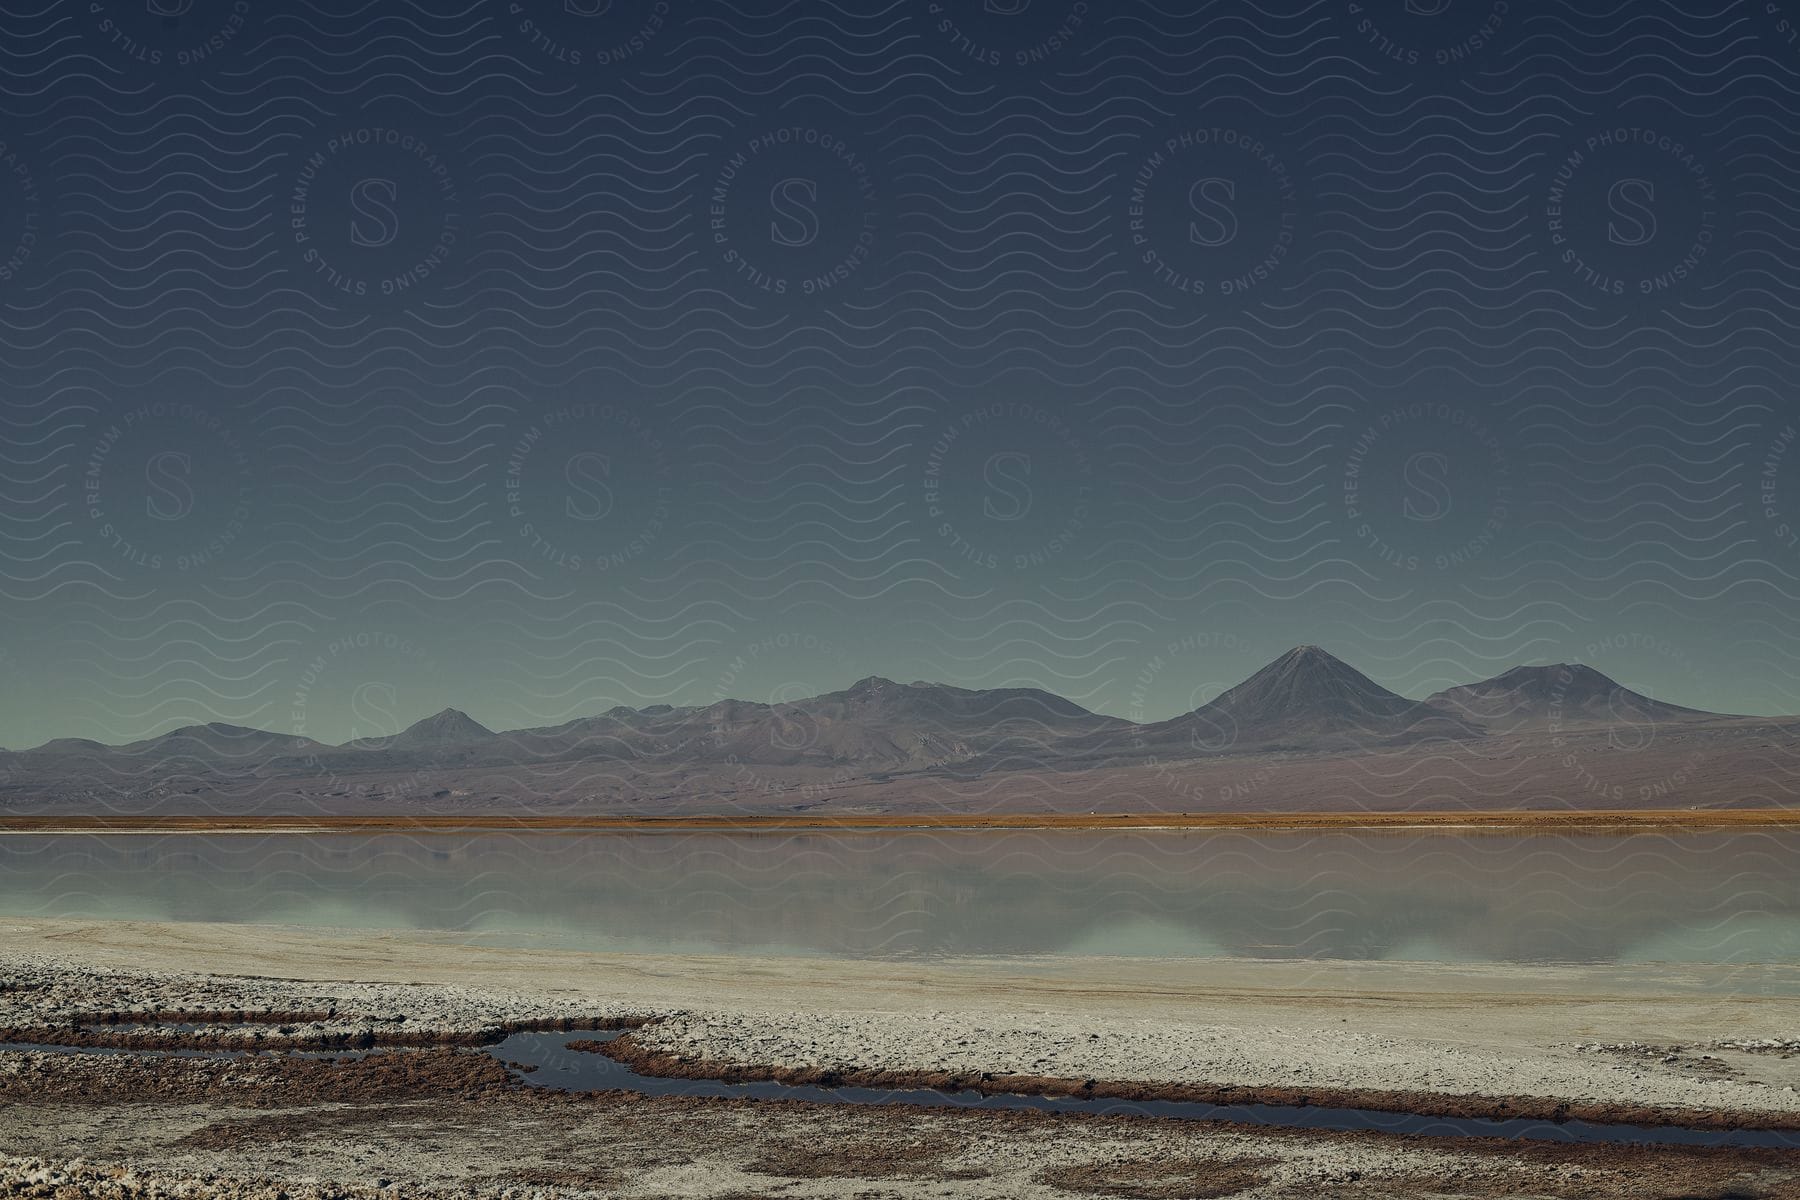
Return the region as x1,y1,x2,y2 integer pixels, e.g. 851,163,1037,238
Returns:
26,736,110,755
1274,644,1348,668
149,721,284,744
392,707,494,746
150,723,213,740
846,675,899,693
1426,661,1720,731
1262,644,1362,676
1468,663,1620,695
196,721,265,738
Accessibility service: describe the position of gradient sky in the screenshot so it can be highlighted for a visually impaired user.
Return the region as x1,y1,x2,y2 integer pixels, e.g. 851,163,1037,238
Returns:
2,0,1799,746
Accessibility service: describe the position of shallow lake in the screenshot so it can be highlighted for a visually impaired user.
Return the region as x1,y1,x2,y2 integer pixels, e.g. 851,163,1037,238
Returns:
2,829,1797,968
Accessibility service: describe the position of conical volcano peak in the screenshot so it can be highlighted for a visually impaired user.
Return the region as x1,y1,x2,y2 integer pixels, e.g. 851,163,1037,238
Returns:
1267,644,1361,675
392,708,494,747
1267,644,1335,666
1210,646,1407,720
1144,644,1481,752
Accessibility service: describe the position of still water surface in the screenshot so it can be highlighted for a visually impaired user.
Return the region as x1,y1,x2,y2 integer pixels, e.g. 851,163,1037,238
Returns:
2,830,1796,966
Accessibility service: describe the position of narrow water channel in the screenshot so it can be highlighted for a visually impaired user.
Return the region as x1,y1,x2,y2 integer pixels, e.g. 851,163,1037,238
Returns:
7,1030,1798,1152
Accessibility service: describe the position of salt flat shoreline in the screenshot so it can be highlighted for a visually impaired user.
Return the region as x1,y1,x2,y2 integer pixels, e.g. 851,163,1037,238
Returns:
4,917,1798,1198
4,916,1798,1123
4,807,1799,835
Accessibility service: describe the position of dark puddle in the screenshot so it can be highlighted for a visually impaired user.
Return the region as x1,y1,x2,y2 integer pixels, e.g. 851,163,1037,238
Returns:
6,1029,1799,1152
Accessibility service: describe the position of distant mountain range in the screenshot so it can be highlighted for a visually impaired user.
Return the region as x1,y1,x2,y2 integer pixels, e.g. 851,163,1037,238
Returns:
3,647,1789,815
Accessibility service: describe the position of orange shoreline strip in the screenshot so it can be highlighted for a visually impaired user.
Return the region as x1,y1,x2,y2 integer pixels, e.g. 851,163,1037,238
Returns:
0,809,1796,834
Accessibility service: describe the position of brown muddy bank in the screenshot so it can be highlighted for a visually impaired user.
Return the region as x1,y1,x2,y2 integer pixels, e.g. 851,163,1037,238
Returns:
586,1031,1800,1134
1,1013,649,1052
4,1049,1797,1200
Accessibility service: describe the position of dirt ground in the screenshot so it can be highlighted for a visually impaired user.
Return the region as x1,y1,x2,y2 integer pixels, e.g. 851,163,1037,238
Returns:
3,1048,1797,1200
